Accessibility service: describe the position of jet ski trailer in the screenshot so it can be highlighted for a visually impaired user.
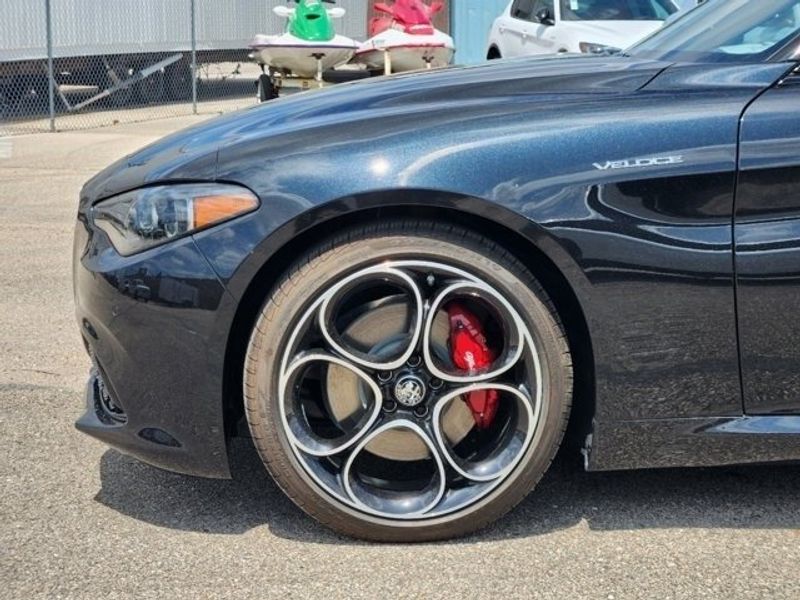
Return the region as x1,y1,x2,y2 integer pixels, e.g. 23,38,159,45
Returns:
354,0,454,75
249,0,360,100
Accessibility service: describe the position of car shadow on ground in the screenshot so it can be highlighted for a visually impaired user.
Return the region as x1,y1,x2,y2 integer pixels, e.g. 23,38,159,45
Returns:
95,439,800,545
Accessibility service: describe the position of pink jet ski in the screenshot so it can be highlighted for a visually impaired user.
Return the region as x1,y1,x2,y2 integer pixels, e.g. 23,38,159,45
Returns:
353,0,455,74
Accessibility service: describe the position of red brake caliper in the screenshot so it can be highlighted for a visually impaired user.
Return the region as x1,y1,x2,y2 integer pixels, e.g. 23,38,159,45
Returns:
447,303,499,429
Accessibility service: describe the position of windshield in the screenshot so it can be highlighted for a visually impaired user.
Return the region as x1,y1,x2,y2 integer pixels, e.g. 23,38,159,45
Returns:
628,0,800,62
560,0,677,21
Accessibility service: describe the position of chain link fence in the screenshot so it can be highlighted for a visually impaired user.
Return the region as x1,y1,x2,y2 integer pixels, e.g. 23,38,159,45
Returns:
0,0,368,136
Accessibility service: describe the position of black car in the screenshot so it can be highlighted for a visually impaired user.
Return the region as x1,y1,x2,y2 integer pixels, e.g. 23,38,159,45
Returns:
74,0,800,541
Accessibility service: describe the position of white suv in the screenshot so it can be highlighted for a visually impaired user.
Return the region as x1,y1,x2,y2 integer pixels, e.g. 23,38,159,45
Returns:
487,0,679,59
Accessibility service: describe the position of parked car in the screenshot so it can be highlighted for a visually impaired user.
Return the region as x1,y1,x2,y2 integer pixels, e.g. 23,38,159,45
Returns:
487,0,678,58
74,0,800,542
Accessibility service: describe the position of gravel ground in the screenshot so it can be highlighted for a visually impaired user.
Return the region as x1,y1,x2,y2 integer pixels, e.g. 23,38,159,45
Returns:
1,117,799,600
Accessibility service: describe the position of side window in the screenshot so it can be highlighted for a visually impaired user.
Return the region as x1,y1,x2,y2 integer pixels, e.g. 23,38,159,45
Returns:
510,0,536,21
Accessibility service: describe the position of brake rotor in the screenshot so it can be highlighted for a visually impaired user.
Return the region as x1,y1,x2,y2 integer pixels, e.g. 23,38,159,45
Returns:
325,301,475,461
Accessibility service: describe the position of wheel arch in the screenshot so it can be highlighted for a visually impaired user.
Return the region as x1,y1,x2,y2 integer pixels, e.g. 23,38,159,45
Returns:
487,45,502,60
221,190,596,456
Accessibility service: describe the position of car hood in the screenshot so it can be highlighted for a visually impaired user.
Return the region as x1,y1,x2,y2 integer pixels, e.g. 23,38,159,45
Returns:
561,20,665,49
81,55,669,205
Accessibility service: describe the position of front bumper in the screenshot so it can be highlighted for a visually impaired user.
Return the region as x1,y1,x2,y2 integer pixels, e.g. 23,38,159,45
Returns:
73,215,235,479
76,370,223,476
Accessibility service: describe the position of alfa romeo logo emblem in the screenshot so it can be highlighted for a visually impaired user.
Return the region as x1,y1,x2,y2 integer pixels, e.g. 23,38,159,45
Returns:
394,375,427,407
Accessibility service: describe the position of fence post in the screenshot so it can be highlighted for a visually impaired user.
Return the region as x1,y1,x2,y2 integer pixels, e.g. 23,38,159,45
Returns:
45,0,56,131
191,0,198,115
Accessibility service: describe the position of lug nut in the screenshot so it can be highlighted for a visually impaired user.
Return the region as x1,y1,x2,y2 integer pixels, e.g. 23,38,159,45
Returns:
407,355,422,368
377,371,393,383
383,400,398,413
413,405,429,418
430,378,444,390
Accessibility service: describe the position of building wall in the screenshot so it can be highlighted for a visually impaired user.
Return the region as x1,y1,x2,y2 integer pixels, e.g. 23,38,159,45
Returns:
451,0,507,64
1,0,369,62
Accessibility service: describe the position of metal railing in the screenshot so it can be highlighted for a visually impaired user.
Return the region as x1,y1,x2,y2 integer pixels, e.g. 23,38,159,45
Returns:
0,0,367,135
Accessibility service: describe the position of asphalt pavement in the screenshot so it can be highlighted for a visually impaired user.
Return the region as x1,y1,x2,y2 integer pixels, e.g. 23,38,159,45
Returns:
1,116,799,599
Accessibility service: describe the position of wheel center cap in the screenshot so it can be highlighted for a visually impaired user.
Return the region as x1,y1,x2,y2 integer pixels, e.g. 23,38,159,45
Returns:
394,375,427,407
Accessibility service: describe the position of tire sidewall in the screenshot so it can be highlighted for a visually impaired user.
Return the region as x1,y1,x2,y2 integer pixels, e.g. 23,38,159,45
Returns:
245,227,571,541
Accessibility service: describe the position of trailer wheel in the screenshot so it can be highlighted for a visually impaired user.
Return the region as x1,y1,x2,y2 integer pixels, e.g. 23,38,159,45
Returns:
257,73,278,102
322,68,373,84
136,67,165,104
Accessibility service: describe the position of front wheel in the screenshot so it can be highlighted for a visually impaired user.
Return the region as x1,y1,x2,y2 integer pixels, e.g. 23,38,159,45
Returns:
244,221,573,541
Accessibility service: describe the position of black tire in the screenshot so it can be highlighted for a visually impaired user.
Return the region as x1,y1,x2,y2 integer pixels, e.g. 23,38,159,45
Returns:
322,68,373,84
257,73,278,102
244,221,573,542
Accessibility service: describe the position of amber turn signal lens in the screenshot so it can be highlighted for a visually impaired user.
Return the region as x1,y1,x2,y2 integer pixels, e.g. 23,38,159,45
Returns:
94,183,260,256
193,194,259,229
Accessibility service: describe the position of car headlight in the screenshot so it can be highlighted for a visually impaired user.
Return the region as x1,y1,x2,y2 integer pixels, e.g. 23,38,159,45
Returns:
92,183,259,256
578,42,621,55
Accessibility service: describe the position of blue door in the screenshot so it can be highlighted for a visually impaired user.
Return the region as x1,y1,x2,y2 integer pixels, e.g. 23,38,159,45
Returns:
451,0,508,65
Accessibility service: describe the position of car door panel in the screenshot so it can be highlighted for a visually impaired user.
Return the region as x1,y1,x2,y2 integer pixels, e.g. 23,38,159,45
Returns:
526,0,557,54
512,22,533,56
506,0,535,56
736,69,800,415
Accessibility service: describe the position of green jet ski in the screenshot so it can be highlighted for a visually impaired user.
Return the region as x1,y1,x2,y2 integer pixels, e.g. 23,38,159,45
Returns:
249,0,359,80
